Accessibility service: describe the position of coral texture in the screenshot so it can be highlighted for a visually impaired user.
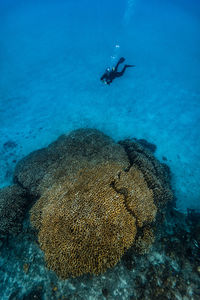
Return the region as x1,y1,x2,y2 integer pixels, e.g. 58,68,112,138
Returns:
31,163,137,278
0,128,173,278
14,129,129,196
28,129,172,278
119,138,173,209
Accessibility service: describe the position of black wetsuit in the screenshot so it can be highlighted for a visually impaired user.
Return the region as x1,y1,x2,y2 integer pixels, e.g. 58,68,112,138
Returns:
100,57,135,85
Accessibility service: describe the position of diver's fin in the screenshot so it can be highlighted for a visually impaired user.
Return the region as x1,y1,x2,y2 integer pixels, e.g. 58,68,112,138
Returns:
125,64,136,67
119,57,125,63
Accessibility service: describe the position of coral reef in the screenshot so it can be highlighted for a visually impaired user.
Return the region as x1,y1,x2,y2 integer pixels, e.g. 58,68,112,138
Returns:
113,165,156,227
14,129,129,196
31,163,137,278
0,128,173,279
1,205,200,300
119,138,173,209
28,129,172,278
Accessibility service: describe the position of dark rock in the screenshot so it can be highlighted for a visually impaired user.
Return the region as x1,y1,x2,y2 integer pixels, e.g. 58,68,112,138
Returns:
122,250,134,271
137,138,157,153
3,140,17,151
9,290,20,300
187,209,200,225
22,286,43,300
102,288,109,297
0,185,28,235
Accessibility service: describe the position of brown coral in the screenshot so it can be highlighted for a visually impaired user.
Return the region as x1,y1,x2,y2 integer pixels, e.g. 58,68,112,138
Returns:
27,129,173,279
31,163,137,278
135,227,155,254
114,166,157,227
119,138,173,209
14,129,129,197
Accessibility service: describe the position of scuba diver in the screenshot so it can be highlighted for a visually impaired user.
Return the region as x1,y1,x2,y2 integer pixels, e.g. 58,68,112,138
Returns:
100,57,135,85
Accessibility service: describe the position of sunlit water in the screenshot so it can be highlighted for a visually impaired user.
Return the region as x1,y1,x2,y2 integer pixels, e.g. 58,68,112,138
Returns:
0,0,200,211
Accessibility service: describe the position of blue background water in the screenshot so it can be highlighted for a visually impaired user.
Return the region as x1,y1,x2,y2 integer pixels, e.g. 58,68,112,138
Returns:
0,0,200,211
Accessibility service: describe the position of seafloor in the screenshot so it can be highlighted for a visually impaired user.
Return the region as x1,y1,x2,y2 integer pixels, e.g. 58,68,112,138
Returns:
1,203,200,300
0,129,200,300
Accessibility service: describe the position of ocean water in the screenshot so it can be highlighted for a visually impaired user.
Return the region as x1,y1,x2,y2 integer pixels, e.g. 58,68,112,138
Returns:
0,0,200,211
0,1,200,299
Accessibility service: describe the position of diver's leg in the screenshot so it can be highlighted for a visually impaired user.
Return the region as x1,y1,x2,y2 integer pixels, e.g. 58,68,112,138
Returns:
115,64,135,77
114,57,125,71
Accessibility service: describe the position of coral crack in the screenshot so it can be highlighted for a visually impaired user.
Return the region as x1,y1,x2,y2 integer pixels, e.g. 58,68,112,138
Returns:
109,177,138,222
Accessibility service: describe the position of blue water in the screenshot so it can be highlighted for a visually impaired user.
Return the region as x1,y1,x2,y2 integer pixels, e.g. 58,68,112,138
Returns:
0,0,200,211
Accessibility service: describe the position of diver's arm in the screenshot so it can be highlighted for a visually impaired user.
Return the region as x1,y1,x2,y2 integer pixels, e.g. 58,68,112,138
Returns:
100,73,107,81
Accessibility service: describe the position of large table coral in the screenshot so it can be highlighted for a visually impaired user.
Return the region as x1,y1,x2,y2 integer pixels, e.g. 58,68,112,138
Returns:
31,163,137,278
0,129,173,279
